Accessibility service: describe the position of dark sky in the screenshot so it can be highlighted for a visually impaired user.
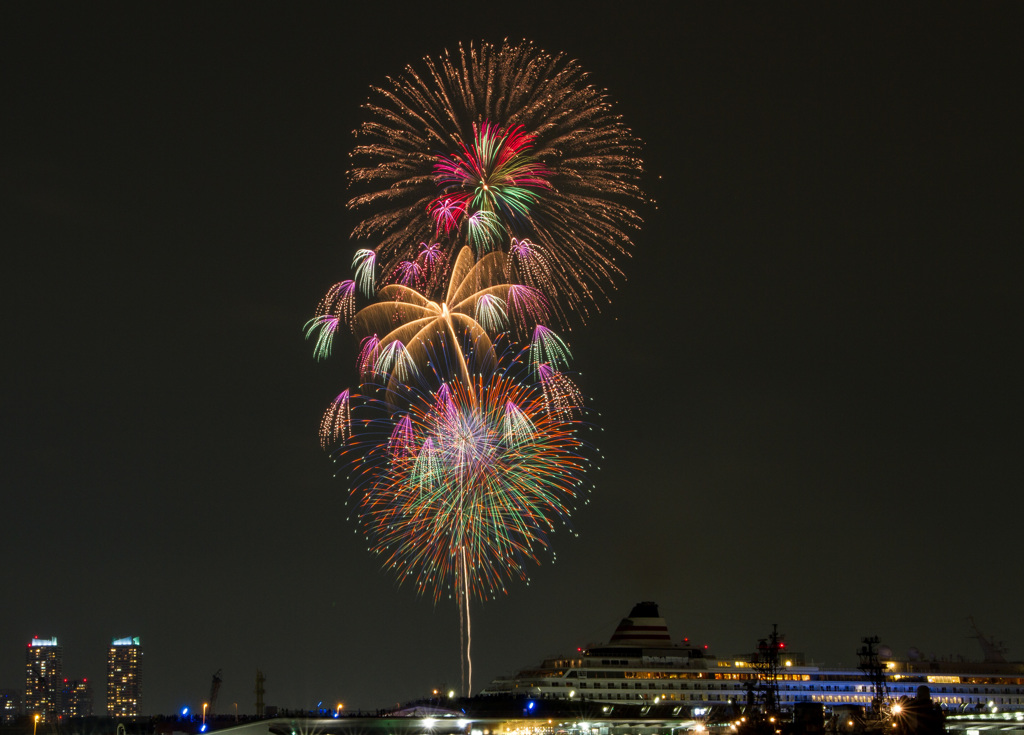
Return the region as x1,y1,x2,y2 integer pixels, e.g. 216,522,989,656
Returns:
2,1,1022,718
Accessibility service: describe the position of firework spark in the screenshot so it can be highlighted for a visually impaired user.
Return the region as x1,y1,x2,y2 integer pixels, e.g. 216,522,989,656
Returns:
305,279,357,359
537,363,584,420
352,249,377,298
528,325,573,375
319,389,352,450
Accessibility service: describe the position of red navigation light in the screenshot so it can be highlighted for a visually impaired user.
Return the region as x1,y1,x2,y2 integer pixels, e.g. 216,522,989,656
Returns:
684,637,689,642
779,643,785,648
704,645,709,649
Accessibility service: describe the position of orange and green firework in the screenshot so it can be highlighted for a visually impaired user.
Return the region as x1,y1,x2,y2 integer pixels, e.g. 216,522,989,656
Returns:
345,362,591,602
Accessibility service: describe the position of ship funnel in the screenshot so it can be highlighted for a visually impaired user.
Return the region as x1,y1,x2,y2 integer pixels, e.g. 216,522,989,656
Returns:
608,601,672,646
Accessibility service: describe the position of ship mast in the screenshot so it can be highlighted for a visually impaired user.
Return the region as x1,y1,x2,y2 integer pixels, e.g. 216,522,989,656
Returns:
857,635,890,717
751,624,784,716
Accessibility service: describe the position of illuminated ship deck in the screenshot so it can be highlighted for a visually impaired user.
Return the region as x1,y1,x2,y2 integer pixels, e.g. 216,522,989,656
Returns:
479,603,1024,714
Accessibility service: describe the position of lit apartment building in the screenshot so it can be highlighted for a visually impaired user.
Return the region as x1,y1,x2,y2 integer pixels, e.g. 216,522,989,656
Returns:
25,637,63,722
60,678,93,718
107,636,141,716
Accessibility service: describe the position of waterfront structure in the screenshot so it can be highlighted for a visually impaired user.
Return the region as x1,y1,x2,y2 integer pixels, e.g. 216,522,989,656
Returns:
25,636,63,722
481,602,1024,713
107,636,141,717
61,678,93,718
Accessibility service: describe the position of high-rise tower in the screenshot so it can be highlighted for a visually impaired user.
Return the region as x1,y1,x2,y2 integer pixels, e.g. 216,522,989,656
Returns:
107,636,141,717
25,637,63,722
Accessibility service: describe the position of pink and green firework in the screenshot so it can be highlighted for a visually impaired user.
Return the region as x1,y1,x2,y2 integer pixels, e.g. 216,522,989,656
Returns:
348,40,645,318
304,279,356,360
429,122,551,249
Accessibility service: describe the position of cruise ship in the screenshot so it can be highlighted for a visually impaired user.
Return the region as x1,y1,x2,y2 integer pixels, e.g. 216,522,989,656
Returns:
480,602,1024,714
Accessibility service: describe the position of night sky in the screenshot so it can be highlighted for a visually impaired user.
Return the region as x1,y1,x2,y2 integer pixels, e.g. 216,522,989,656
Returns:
3,2,1022,718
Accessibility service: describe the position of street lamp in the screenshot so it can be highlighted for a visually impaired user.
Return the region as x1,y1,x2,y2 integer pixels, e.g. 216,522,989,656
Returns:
203,703,208,727
336,704,344,717
33,714,40,735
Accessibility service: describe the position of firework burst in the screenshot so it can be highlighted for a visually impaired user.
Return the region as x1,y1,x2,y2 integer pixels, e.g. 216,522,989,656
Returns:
348,40,644,318
344,357,593,604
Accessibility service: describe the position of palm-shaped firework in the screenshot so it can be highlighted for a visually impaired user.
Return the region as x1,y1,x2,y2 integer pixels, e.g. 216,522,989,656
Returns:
354,245,547,389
